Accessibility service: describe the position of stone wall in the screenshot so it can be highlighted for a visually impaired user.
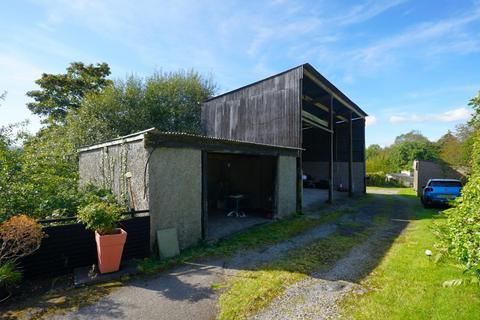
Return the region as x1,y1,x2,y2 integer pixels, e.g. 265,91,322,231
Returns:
148,147,202,249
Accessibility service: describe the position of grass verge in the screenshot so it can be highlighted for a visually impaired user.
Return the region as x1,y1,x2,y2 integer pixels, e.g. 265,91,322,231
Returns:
340,195,480,319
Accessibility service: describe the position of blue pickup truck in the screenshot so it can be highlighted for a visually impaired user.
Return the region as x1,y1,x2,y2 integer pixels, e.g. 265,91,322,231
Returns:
421,179,463,208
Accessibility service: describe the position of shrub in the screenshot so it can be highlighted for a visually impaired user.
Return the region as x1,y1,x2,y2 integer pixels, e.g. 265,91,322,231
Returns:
77,199,125,235
78,184,119,208
440,131,480,279
366,172,387,186
439,92,480,279
0,215,44,264
366,172,403,187
0,261,22,290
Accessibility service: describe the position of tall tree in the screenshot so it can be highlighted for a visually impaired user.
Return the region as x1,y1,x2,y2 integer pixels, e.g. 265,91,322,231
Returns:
366,144,382,160
366,131,439,173
394,130,429,144
437,131,462,166
67,70,216,147
454,123,475,168
26,62,112,124
388,139,439,171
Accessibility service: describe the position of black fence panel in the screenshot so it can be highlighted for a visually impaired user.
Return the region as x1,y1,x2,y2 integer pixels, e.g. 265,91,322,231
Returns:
19,216,150,278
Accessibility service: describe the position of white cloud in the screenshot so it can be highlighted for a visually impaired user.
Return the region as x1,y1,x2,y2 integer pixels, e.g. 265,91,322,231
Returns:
334,0,408,26
389,107,471,124
352,6,480,69
365,115,377,126
436,107,472,122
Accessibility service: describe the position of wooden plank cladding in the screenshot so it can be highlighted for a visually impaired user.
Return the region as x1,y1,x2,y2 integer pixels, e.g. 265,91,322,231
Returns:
202,66,303,148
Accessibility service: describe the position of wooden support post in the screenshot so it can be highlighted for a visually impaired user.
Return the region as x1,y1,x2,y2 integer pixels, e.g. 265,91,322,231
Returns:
297,77,303,212
348,111,353,197
328,95,334,204
201,151,208,240
361,118,367,194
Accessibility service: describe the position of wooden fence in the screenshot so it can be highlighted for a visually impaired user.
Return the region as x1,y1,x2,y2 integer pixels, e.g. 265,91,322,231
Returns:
19,211,150,278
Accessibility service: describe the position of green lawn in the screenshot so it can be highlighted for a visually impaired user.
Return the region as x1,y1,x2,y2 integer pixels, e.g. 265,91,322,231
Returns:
341,194,480,319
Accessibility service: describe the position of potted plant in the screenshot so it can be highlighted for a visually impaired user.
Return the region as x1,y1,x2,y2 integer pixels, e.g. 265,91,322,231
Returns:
0,215,44,302
77,199,127,274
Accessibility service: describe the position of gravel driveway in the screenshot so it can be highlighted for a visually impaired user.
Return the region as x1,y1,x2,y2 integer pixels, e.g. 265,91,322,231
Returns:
52,189,411,320
253,192,413,320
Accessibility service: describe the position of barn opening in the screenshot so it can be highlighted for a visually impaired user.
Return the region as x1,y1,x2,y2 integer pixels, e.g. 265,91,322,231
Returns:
301,72,335,208
206,152,276,240
300,67,366,210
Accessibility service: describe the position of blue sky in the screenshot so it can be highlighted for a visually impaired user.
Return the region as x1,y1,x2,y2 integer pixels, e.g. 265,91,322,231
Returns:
1,0,480,146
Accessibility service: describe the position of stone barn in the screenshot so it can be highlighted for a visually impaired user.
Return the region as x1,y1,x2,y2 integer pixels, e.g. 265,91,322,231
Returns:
78,63,368,250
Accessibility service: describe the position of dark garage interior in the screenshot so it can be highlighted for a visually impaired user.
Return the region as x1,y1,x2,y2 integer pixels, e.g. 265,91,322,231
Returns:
206,152,276,240
300,68,366,209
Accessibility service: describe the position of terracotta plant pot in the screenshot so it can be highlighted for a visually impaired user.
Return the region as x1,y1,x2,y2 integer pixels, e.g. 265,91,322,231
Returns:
95,228,127,274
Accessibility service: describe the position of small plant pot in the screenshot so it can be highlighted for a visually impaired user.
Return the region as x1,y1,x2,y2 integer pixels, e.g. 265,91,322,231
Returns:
95,228,127,274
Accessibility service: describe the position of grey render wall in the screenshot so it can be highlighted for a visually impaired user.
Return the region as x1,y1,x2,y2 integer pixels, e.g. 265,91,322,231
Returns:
148,147,202,249
202,67,303,148
301,161,365,192
413,160,463,196
79,140,150,210
276,156,297,218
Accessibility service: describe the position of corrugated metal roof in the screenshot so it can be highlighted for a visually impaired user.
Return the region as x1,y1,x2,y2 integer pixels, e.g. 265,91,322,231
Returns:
146,130,304,151
79,128,303,153
78,128,156,152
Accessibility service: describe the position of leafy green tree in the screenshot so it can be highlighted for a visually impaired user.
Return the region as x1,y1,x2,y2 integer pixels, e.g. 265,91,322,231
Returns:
0,129,23,220
366,147,391,173
0,125,80,220
1,64,216,219
0,94,28,220
454,123,475,168
394,130,429,144
388,139,439,171
366,131,439,173
366,144,382,160
437,131,462,166
67,70,215,147
18,126,79,218
26,62,112,124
